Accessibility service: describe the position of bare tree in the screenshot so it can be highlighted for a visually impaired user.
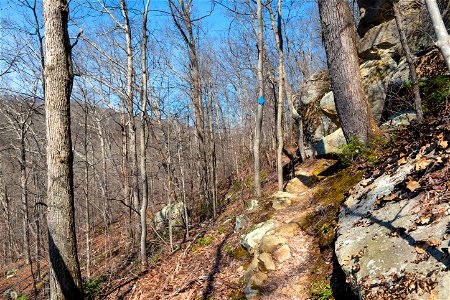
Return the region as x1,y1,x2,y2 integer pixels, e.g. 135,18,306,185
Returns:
139,0,150,269
425,0,450,71
275,0,284,191
254,0,265,198
0,97,38,295
168,0,212,215
43,0,84,298
392,1,423,123
120,0,141,244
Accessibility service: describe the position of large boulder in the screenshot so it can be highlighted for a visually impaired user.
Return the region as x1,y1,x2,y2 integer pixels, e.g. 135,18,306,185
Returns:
299,71,330,105
154,201,186,231
314,128,346,156
241,220,277,252
312,115,336,142
336,159,450,299
318,53,402,123
357,0,393,36
360,53,400,121
271,191,297,210
358,0,450,60
319,92,337,118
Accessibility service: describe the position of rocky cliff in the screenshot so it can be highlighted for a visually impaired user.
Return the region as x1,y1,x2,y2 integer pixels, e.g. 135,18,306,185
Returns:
298,0,450,156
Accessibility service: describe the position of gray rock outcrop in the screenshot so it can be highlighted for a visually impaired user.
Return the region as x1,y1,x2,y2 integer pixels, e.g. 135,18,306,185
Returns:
315,128,347,156
154,201,186,231
336,157,450,299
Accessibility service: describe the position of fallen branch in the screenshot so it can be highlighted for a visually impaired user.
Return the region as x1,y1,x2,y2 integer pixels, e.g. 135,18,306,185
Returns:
167,275,207,298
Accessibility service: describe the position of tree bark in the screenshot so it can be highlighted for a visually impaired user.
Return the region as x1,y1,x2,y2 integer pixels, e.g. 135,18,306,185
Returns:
425,0,450,72
120,0,140,245
318,0,379,143
253,0,264,198
120,110,132,240
43,0,83,298
83,102,91,279
176,124,189,238
268,0,285,191
19,128,37,297
392,1,423,123
139,0,150,269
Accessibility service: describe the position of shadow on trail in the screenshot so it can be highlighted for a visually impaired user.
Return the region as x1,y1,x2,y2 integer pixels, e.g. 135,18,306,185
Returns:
202,232,232,300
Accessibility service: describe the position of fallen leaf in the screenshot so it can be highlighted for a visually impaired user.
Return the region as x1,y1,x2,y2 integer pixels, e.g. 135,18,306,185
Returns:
415,241,429,254
415,245,426,254
427,290,440,300
398,157,407,165
416,213,432,225
415,157,431,170
384,192,399,201
406,180,421,192
427,239,441,247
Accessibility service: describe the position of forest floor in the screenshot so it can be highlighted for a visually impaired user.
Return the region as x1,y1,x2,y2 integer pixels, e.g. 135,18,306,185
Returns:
102,158,360,300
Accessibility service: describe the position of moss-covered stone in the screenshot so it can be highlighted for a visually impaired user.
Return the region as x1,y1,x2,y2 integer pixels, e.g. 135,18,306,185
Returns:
228,245,250,260
314,169,364,206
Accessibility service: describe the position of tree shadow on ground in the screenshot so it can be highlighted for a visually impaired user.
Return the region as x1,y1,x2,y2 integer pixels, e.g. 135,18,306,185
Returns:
332,210,449,299
349,211,450,268
202,232,232,300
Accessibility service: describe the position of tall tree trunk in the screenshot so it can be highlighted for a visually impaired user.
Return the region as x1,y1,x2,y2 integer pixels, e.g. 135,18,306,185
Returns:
166,126,174,252
139,0,150,269
0,170,13,264
318,0,379,143
20,130,31,265
168,0,209,215
120,0,140,246
392,1,423,123
425,0,450,71
19,129,37,296
43,0,84,298
207,82,217,217
254,0,264,198
33,173,42,281
96,120,110,226
176,125,189,238
83,104,91,279
121,112,132,241
267,0,286,191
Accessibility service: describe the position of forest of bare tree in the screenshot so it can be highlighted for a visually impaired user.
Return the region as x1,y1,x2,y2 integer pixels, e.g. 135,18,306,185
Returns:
1,0,449,299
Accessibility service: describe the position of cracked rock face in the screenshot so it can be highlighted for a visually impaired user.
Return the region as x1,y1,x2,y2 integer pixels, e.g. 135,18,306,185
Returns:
358,0,450,60
357,0,394,37
335,160,450,299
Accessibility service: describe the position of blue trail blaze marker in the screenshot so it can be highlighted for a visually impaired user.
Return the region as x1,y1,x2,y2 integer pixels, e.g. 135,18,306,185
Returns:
258,96,265,105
